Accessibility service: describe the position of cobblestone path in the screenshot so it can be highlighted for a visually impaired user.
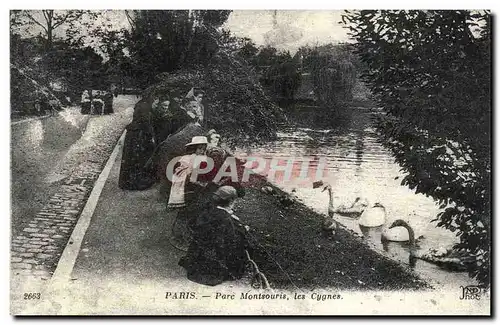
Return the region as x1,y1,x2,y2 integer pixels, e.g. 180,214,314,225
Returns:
11,97,136,280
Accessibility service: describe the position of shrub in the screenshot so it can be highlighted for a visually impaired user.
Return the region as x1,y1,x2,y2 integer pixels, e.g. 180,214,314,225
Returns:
145,41,284,147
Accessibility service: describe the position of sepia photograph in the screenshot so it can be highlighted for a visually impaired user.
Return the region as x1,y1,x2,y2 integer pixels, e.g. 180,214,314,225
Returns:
8,8,491,316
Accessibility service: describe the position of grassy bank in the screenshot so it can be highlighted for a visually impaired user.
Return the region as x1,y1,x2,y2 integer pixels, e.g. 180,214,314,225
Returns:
234,182,430,291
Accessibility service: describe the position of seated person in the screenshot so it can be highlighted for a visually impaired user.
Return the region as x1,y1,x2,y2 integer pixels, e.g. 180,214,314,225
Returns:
178,186,250,286
182,88,205,125
203,129,246,198
168,136,209,250
167,136,209,209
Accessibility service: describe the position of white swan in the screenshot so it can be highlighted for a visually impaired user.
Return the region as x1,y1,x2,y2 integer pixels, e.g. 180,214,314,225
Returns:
382,221,412,242
334,197,369,218
312,180,368,217
382,219,468,271
312,182,383,228
358,203,386,227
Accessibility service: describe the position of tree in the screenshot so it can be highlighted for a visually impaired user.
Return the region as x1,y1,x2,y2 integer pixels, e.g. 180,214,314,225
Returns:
260,50,301,105
343,10,491,287
11,10,94,50
143,16,284,145
124,10,231,86
44,44,105,99
308,44,357,107
238,38,259,62
254,46,278,71
295,44,358,109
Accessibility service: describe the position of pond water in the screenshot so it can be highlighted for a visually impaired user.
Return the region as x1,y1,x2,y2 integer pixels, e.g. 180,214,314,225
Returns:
234,105,474,288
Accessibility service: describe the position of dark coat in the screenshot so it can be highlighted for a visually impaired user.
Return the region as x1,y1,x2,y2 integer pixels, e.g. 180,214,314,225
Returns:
118,99,156,190
152,100,193,145
179,207,249,286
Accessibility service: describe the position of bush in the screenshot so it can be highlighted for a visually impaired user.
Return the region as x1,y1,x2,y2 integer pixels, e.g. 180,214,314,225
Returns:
146,53,283,147
204,51,284,146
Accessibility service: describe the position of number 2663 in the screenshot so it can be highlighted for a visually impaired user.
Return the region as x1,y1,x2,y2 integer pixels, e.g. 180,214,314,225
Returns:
24,293,41,300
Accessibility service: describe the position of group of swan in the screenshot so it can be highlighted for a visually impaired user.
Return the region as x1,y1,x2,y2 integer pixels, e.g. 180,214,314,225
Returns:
313,180,468,271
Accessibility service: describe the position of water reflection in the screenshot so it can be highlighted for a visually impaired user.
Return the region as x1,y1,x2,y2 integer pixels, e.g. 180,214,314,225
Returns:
235,106,474,286
381,240,417,268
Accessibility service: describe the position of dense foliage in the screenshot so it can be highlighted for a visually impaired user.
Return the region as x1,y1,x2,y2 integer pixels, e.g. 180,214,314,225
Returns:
343,10,491,286
299,44,357,108
10,10,120,115
203,43,284,145
124,10,231,86
10,35,70,114
256,47,301,105
128,12,283,144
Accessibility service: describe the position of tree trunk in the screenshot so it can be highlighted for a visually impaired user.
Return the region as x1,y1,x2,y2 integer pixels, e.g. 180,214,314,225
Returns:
88,89,94,114
46,26,53,50
45,10,54,51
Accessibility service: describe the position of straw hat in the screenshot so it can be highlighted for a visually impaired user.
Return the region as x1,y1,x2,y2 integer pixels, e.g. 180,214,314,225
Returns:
185,136,208,147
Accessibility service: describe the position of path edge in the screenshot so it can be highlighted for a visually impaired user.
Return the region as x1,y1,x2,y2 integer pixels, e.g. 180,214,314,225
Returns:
49,129,126,284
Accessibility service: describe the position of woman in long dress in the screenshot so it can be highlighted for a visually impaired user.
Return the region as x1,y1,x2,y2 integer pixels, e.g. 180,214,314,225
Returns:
118,97,157,190
149,88,206,198
168,136,210,250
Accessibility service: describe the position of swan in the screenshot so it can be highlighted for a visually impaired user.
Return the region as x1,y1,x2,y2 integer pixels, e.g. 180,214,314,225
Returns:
314,181,335,217
312,180,338,237
382,219,418,242
312,180,358,216
382,219,468,271
358,202,386,227
312,181,384,227
335,197,369,218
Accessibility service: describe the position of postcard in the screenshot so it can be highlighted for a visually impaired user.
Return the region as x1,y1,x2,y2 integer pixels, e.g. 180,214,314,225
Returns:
10,9,491,315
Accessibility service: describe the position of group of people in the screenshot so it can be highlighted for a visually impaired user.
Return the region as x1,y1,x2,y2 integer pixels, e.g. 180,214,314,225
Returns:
118,86,252,286
118,87,205,191
170,135,251,285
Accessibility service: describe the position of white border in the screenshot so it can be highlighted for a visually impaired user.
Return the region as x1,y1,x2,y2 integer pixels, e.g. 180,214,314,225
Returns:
2,1,498,324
